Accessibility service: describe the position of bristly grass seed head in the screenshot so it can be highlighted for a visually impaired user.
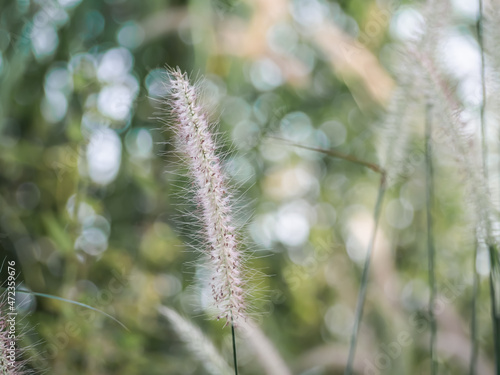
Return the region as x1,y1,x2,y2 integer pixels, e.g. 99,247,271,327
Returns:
160,67,247,325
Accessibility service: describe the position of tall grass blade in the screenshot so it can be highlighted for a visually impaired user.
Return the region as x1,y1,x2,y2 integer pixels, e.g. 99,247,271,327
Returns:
477,1,500,372
470,243,479,375
14,289,129,331
344,176,386,375
269,137,388,375
425,103,438,375
477,0,488,181
488,246,500,375
470,3,485,371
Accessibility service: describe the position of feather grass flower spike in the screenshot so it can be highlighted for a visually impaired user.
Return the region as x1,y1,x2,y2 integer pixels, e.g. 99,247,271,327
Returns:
162,68,246,326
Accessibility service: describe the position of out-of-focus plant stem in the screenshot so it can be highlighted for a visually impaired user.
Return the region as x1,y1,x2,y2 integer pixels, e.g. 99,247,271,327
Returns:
488,245,500,375
425,103,437,375
470,2,484,373
269,136,385,174
344,176,386,375
477,1,500,372
270,137,387,375
470,241,479,375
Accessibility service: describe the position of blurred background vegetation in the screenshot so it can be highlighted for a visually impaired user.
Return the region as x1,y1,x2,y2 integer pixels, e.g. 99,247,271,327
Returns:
0,0,495,374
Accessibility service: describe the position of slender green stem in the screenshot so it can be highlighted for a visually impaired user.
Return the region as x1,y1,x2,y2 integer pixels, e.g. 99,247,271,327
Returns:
476,1,500,372
345,175,386,375
273,136,388,374
470,241,479,375
477,0,487,182
488,246,500,375
231,320,238,375
425,103,438,375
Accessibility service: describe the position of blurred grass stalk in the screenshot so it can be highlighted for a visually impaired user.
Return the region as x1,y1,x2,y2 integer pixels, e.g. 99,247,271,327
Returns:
470,240,479,375
269,137,387,375
470,1,483,373
344,175,386,375
425,103,437,375
477,1,500,372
